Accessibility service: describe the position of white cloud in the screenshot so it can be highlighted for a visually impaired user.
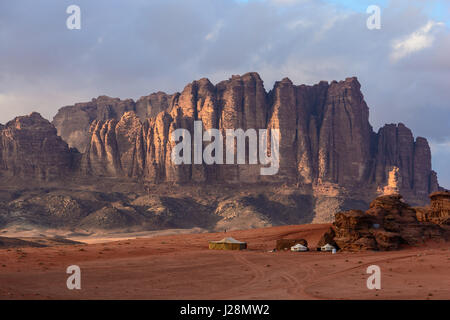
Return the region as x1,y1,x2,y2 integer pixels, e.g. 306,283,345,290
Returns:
390,20,444,62
287,19,312,30
1,0,450,185
205,21,224,41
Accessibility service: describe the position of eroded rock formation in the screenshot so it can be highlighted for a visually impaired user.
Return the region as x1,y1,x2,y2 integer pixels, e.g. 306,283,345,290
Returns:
0,112,73,180
0,73,442,210
317,194,449,251
52,93,175,153
415,191,450,226
51,73,440,205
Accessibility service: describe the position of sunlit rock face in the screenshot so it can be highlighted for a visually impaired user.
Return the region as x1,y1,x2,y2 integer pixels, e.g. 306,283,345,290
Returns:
0,73,439,207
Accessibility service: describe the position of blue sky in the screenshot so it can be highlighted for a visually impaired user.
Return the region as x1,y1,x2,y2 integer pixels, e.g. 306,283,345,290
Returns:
0,0,449,188
330,0,449,25
238,0,449,24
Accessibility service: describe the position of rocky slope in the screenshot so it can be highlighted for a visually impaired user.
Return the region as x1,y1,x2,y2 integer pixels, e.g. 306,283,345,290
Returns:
0,184,324,232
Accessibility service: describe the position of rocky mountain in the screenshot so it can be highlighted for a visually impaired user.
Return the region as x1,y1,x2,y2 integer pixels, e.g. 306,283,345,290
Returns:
0,72,444,231
51,73,439,200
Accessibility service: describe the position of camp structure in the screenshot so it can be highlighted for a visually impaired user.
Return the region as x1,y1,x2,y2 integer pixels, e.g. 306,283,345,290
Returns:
290,243,308,252
208,237,247,250
276,238,308,251
320,243,336,252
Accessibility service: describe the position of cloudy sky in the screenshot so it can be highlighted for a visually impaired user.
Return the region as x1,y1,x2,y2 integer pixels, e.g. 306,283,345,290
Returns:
0,0,449,187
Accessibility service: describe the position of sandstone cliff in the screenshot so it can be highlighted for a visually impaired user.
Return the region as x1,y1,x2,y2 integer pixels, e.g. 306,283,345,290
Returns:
0,72,441,231
49,73,439,205
52,93,175,153
0,112,73,180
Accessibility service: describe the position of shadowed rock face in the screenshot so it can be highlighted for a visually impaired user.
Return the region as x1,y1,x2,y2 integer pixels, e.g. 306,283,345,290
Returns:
52,96,136,153
372,124,438,198
0,112,72,181
0,73,440,208
52,93,176,154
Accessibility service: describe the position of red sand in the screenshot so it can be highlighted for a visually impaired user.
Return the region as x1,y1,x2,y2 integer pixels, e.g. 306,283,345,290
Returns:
0,224,449,300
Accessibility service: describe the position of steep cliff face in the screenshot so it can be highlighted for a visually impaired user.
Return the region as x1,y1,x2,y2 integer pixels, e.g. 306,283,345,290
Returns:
72,73,439,204
0,73,433,206
372,123,437,199
216,73,268,182
0,112,72,180
52,94,174,153
316,78,373,185
52,96,136,153
135,92,176,120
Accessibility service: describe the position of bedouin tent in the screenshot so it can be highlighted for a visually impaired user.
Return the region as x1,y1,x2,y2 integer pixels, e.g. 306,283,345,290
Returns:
290,243,308,252
321,243,336,252
209,237,247,250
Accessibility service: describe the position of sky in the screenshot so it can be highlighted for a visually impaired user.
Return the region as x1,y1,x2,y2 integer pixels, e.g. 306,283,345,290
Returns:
0,0,449,188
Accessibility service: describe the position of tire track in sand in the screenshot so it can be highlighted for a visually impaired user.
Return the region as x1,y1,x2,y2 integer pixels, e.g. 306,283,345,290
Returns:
302,253,419,298
206,253,266,299
280,259,319,299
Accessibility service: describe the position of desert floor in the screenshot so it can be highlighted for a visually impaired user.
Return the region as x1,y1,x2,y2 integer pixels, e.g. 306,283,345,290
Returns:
0,224,449,300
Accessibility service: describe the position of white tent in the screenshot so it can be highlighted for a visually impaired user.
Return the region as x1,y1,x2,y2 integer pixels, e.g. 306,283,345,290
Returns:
291,243,308,252
321,243,336,252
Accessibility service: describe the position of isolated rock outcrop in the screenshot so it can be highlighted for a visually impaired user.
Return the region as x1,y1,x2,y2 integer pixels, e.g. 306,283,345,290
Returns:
429,191,450,225
415,191,450,226
318,194,448,251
